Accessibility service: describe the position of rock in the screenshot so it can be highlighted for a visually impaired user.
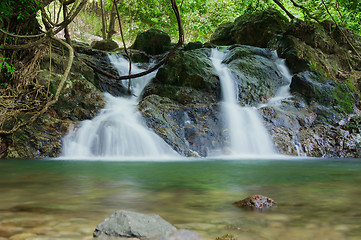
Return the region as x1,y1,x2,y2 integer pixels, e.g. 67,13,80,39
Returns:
91,39,119,51
216,234,236,240
290,71,355,117
223,45,287,105
131,29,171,55
182,41,204,51
139,95,223,157
210,22,234,45
233,195,276,210
299,124,361,157
154,229,203,240
93,210,177,239
145,48,220,102
211,8,289,48
37,70,105,121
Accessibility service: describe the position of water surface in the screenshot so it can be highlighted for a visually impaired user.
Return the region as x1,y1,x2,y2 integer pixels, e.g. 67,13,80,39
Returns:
1,158,361,239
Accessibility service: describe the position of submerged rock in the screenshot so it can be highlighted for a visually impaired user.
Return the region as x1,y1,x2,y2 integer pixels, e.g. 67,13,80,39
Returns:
93,210,176,239
233,195,276,210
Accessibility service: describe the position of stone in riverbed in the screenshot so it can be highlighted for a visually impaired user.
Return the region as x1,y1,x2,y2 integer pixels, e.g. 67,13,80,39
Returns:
93,210,177,239
233,195,276,210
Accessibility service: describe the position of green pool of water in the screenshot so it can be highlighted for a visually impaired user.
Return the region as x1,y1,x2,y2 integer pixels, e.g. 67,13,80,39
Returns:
1,158,361,239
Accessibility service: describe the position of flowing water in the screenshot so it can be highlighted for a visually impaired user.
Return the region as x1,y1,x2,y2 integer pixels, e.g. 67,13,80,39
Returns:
260,52,293,107
210,49,275,156
61,55,178,160
1,158,361,240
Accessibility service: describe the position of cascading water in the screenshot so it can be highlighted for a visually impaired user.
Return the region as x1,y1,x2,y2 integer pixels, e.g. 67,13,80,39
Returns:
260,51,293,107
61,54,178,160
210,48,276,156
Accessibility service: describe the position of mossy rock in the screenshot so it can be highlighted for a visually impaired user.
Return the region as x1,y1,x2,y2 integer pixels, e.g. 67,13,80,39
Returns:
211,8,289,47
223,45,287,105
290,71,355,116
342,115,361,133
210,22,234,45
37,70,105,121
145,48,220,103
131,29,171,55
90,39,119,51
182,41,204,51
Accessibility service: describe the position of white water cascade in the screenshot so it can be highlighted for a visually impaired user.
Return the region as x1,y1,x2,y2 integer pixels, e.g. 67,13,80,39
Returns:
210,49,276,156
61,54,178,160
260,52,293,107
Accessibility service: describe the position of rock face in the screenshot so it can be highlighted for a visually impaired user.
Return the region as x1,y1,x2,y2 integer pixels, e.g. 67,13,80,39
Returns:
233,195,276,210
93,210,177,239
131,29,171,55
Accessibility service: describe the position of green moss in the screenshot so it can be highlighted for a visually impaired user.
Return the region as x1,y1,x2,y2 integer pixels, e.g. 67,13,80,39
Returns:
343,115,361,133
330,82,355,114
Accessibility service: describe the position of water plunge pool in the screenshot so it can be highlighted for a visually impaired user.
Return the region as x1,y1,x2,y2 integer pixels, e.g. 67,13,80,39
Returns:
1,158,361,239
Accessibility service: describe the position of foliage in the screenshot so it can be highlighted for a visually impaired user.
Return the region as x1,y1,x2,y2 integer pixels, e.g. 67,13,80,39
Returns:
0,0,38,22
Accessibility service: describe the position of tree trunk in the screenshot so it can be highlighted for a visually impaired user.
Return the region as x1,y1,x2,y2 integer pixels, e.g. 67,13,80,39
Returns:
107,2,117,39
100,0,107,40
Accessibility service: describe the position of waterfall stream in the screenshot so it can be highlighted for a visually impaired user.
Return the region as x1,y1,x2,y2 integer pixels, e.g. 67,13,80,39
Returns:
61,55,178,160
61,49,295,160
210,48,276,156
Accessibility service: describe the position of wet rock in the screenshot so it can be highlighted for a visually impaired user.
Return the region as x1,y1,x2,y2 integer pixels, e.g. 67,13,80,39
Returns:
211,8,289,48
131,29,171,55
93,210,177,239
145,48,220,102
233,195,276,210
290,72,356,116
299,124,361,157
216,234,236,240
91,39,119,51
224,45,287,105
139,95,224,157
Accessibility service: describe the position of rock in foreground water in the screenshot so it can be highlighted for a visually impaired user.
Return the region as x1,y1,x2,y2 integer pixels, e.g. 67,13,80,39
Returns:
93,210,177,239
233,195,276,210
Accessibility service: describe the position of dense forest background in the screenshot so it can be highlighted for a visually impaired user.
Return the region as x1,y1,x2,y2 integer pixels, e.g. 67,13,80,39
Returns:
40,0,361,44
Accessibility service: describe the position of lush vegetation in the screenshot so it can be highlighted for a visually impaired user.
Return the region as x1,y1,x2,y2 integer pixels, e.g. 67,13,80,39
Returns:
64,0,361,44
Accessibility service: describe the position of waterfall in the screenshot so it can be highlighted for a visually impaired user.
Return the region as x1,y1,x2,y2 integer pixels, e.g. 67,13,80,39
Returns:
210,49,276,156
259,52,293,107
61,54,178,160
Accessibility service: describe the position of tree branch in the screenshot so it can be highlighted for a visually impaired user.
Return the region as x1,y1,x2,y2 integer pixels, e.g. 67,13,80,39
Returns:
272,0,295,20
289,0,321,24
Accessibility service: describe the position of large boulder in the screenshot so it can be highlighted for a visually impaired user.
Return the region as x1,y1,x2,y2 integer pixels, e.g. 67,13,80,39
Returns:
91,39,119,51
131,29,171,55
93,210,177,239
142,48,221,104
223,45,288,105
290,72,356,119
211,8,289,48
